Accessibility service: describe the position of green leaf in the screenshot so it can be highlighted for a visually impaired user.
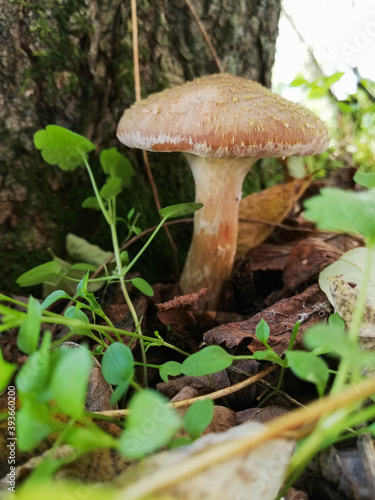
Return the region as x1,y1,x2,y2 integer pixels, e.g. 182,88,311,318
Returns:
64,305,89,323
159,361,183,383
129,277,154,297
110,380,131,406
16,332,51,396
354,172,375,189
159,202,203,219
328,313,345,332
41,290,71,310
120,251,129,264
100,148,134,188
255,319,270,345
70,263,98,272
64,306,90,336
34,125,95,171
102,343,134,386
82,196,101,210
0,349,16,392
119,389,181,459
168,436,193,448
324,71,345,87
304,325,355,360
183,398,214,440
100,177,123,200
16,399,58,451
182,346,232,377
253,350,284,365
76,271,89,297
308,87,328,99
64,426,117,452
18,296,42,355
304,187,375,245
50,346,92,418
286,351,329,397
17,261,61,287
290,75,308,87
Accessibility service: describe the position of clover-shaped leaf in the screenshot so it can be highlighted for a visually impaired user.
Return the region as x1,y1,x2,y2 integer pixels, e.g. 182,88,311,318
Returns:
34,125,95,171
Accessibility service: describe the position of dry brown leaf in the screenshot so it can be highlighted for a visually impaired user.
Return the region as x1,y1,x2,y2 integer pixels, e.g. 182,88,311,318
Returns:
236,405,289,425
236,177,311,259
328,275,375,350
204,284,330,355
283,238,342,291
157,289,207,333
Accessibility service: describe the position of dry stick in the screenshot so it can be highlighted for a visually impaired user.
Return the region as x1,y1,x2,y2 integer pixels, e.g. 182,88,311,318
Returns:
130,0,179,275
185,0,224,73
119,377,375,499
94,364,278,418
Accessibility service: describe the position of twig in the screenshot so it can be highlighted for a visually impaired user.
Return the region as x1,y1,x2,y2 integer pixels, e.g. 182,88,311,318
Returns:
130,0,179,275
185,0,224,73
92,364,278,418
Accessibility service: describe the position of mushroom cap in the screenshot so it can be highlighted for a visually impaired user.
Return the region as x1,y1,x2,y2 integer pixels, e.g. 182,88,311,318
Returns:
117,73,329,159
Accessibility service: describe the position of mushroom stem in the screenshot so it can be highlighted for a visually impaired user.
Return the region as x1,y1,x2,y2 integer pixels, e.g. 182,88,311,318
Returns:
180,153,257,310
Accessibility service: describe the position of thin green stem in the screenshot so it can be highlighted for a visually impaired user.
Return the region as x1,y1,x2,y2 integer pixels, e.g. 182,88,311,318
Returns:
123,218,167,275
109,221,148,386
82,157,112,226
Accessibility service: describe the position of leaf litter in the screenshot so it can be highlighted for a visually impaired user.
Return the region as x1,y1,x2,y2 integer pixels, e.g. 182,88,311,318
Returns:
2,172,375,499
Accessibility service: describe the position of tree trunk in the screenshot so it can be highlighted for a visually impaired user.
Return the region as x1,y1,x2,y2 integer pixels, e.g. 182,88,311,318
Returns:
0,0,281,292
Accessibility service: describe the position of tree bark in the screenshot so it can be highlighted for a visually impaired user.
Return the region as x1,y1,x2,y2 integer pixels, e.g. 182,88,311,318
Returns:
0,0,281,292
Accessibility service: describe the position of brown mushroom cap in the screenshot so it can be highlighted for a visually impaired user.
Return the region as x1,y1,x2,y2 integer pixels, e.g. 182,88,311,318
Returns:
117,73,329,159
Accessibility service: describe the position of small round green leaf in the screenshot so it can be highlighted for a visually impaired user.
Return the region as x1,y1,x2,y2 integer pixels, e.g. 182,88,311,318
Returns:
129,277,154,297
286,350,329,397
119,389,181,459
50,346,92,418
159,361,183,383
183,398,214,440
255,319,270,345
182,346,232,376
102,343,134,386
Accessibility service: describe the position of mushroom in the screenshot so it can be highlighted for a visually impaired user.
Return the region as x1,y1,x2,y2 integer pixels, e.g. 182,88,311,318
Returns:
117,74,329,310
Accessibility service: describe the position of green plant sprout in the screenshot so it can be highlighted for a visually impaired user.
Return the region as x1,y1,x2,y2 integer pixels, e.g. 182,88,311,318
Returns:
31,125,202,383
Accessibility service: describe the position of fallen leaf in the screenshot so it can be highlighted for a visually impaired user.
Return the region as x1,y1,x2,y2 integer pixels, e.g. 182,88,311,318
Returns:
245,243,292,272
204,284,330,355
319,247,375,306
157,289,207,333
86,358,118,412
236,177,311,259
117,422,295,500
318,445,372,500
327,275,375,348
283,238,342,291
236,405,289,425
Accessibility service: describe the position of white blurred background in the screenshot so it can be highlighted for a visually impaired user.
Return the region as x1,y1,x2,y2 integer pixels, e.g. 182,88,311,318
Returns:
273,0,375,99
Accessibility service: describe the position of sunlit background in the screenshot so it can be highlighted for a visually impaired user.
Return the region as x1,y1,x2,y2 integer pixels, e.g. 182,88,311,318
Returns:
273,0,375,99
